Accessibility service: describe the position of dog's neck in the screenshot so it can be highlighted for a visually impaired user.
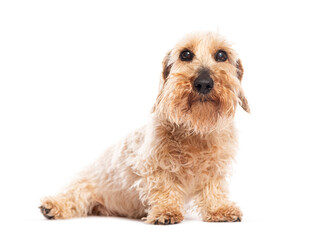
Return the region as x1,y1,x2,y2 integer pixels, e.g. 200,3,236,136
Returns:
153,116,235,143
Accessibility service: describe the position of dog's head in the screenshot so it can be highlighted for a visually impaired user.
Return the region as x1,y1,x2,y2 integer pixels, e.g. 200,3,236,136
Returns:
153,32,249,134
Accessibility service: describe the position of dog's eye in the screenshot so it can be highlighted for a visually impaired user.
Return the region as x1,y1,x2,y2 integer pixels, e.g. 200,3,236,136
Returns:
180,50,194,61
215,50,228,62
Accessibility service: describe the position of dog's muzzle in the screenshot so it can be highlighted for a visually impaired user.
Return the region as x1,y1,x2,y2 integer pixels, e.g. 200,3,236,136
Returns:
193,70,214,94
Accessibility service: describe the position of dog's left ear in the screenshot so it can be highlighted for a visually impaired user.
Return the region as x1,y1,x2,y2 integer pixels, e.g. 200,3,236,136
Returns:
236,59,250,113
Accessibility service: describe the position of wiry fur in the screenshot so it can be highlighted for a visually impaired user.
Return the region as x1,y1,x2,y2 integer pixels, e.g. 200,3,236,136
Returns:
40,32,249,224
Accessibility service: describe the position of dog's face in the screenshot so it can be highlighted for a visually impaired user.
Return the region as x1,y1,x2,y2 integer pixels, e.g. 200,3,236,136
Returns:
154,32,249,134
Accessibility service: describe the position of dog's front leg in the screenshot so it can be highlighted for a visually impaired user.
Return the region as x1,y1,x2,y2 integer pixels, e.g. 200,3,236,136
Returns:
195,177,242,222
144,172,184,225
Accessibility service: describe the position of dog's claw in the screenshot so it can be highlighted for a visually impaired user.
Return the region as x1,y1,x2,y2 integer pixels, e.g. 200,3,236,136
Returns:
153,218,175,225
153,218,177,225
46,215,55,220
40,206,54,220
233,217,241,222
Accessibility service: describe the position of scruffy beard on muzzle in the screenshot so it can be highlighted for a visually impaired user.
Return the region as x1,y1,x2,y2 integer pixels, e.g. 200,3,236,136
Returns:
153,79,238,135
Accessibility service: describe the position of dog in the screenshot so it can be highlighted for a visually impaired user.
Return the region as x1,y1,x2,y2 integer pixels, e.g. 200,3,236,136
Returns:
40,32,250,224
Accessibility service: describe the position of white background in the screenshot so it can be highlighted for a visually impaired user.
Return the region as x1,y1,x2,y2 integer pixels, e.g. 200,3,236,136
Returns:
1,0,320,239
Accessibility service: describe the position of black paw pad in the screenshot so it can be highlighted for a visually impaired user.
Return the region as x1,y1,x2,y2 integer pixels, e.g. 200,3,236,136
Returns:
39,206,54,220
233,217,241,222
154,218,175,225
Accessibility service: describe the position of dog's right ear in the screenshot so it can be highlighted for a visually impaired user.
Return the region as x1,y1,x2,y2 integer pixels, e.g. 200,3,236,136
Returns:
162,51,172,81
153,51,172,114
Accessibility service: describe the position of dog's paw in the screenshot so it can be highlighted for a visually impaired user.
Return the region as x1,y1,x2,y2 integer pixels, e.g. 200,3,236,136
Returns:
146,211,184,225
39,198,64,220
203,204,242,222
39,205,55,220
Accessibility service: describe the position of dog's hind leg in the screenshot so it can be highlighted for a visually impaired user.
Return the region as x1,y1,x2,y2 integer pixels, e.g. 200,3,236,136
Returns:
40,178,102,220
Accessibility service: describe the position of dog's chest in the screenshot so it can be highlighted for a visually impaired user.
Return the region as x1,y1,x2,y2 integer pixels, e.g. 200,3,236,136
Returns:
174,135,233,179
146,124,237,182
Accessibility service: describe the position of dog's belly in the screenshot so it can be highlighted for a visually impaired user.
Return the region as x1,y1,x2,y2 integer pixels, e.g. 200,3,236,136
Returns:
99,183,146,218
93,166,146,218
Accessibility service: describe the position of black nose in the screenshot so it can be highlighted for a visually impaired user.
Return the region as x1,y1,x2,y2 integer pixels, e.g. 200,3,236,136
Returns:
193,70,214,94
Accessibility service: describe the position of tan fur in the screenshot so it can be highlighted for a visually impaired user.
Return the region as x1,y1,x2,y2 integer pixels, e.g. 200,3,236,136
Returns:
40,32,249,224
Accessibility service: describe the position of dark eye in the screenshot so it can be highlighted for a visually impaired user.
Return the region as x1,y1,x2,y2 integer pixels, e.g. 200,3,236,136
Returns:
215,50,228,62
180,50,194,61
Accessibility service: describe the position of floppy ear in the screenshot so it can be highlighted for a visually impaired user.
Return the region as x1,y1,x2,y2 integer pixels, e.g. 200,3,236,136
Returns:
236,59,250,113
152,51,172,113
162,51,172,81
236,59,244,81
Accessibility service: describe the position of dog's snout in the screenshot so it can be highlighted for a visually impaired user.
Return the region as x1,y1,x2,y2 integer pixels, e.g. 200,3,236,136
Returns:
193,70,214,94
